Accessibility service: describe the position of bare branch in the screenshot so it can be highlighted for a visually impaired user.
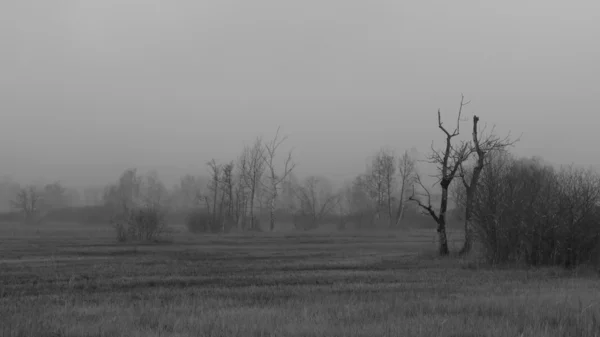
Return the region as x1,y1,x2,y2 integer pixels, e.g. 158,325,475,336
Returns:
408,174,439,223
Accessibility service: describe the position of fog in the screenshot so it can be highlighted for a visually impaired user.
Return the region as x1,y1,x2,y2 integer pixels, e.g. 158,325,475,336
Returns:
1,0,599,190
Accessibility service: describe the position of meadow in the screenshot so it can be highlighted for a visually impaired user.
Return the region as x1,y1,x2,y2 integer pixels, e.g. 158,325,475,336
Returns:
1,222,599,337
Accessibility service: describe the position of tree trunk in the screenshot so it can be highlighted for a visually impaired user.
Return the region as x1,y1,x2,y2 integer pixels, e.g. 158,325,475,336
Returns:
238,194,246,230
438,180,451,256
394,185,406,228
212,183,218,225
219,189,226,233
269,192,276,232
459,191,475,255
249,186,255,231
228,182,234,218
459,160,484,255
387,192,393,228
438,220,450,256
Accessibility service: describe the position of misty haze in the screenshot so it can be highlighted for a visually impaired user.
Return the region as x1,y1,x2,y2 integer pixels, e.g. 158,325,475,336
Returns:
2,1,600,336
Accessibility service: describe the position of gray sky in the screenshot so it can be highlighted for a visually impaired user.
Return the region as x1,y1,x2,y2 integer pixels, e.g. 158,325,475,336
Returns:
1,0,599,188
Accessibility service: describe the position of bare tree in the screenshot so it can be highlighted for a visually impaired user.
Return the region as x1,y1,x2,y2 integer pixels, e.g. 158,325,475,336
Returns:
207,159,222,228
409,95,471,256
220,162,235,221
457,116,518,255
395,149,417,227
11,185,43,223
239,138,266,231
262,127,295,232
294,176,339,230
233,168,247,229
366,148,396,227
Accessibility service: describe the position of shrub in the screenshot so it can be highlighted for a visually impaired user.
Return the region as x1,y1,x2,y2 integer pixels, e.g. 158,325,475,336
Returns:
111,206,168,242
470,152,600,268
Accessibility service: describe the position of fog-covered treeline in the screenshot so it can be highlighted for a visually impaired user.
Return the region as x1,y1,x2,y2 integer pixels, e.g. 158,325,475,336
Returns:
0,127,443,233
2,97,600,269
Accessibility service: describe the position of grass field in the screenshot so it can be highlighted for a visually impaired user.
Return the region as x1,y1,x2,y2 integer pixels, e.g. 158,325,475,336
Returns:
1,222,599,337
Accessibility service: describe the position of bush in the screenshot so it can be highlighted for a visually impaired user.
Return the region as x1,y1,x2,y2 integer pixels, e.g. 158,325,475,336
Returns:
470,152,600,268
111,206,168,242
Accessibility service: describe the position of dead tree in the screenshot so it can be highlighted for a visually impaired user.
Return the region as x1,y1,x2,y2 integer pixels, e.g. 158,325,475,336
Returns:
409,95,471,256
262,127,295,232
458,115,518,255
395,149,416,227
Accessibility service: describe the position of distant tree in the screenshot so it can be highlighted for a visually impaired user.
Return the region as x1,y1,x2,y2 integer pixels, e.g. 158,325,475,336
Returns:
43,181,68,209
239,138,266,231
103,168,141,216
279,172,300,214
262,127,295,232
83,186,104,206
105,169,169,242
232,165,247,229
173,174,207,210
365,148,396,227
139,170,169,210
220,162,235,222
347,174,378,229
11,185,43,223
206,159,222,226
409,95,472,256
65,188,82,207
0,176,21,212
337,177,371,230
294,176,339,230
395,149,417,227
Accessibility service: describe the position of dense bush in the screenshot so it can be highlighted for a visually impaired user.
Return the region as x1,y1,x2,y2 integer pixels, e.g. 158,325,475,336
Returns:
112,206,168,242
470,151,600,267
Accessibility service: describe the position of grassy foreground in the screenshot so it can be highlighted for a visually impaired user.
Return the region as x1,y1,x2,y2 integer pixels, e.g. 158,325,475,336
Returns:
1,223,599,337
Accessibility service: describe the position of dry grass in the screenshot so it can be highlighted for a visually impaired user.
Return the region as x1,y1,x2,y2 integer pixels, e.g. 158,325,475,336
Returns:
1,222,599,337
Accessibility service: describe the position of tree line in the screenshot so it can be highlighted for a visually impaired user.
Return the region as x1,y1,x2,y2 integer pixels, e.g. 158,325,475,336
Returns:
3,96,600,268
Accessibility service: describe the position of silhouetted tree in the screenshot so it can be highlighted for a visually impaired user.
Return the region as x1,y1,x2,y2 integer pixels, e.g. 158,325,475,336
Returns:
409,95,471,256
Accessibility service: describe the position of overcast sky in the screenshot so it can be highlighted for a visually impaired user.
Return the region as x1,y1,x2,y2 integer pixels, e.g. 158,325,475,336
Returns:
1,0,599,188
